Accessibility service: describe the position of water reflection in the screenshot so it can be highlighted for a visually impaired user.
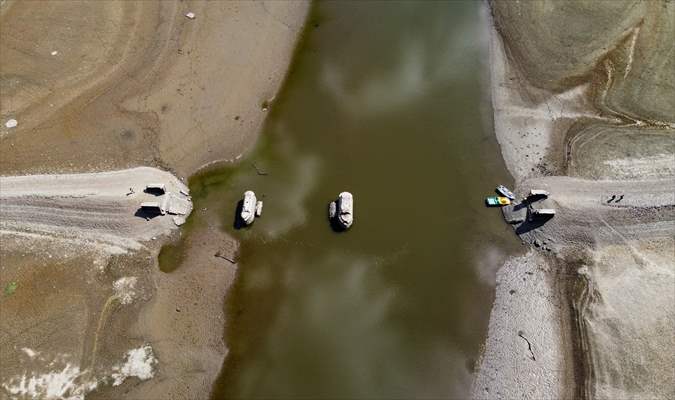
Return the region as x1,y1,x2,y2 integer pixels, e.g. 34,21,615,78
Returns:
320,3,481,116
203,1,521,398
230,131,321,239
231,249,476,399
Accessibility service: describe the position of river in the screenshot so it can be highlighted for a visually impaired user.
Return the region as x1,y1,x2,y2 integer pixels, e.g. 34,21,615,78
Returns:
164,1,520,398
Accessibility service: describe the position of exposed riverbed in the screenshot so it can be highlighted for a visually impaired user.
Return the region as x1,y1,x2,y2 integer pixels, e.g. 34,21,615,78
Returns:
162,1,521,398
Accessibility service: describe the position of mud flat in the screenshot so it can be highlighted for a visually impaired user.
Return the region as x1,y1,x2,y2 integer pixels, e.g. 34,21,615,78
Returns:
0,0,309,177
0,167,191,250
0,168,241,399
0,167,227,399
0,1,309,398
474,1,675,399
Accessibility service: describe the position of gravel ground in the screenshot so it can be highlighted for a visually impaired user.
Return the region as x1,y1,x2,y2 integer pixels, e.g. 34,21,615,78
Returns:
476,1,675,399
472,250,574,400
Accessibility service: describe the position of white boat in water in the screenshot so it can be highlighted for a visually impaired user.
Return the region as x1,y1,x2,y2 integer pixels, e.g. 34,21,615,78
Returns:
240,190,257,226
329,191,353,229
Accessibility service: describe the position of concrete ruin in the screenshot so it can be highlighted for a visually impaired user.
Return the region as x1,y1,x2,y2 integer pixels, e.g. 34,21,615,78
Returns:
240,191,258,226
138,183,192,224
329,192,354,230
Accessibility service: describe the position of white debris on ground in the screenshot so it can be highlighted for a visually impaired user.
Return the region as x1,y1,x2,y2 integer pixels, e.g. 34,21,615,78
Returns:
21,347,40,359
112,277,138,305
159,192,192,226
142,189,192,226
165,193,191,215
111,345,157,386
1,363,97,400
2,344,159,398
5,118,18,128
185,12,195,19
51,50,58,56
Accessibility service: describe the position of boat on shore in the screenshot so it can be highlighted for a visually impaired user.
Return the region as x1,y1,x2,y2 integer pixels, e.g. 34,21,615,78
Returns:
485,196,511,206
496,185,515,200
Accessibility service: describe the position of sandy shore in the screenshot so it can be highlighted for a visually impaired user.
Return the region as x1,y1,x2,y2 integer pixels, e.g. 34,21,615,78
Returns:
0,0,309,177
0,1,309,398
474,1,675,399
0,167,190,396
472,251,574,399
0,167,245,399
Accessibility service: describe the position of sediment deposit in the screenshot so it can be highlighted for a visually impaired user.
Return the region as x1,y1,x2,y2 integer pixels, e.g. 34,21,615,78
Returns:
0,1,309,398
0,0,309,177
474,1,675,399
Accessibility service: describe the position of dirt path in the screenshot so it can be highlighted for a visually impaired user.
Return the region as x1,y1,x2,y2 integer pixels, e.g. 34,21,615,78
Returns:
513,176,675,247
0,167,191,252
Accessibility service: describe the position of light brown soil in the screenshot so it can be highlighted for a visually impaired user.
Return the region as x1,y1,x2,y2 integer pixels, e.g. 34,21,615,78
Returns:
0,233,158,399
0,0,309,177
87,223,239,400
575,238,674,399
0,1,309,398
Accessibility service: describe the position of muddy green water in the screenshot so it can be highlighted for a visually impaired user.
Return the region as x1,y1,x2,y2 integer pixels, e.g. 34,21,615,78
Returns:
165,1,520,398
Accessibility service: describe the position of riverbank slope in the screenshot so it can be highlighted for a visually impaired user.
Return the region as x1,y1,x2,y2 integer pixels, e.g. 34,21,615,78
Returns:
474,1,674,399
0,1,309,398
1,0,309,178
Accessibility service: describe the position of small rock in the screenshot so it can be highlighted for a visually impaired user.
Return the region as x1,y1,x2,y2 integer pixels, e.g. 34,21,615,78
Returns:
185,12,195,19
51,50,58,56
5,119,18,129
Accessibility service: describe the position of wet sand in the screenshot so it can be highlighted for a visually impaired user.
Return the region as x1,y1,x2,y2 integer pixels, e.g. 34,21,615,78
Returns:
1,1,309,398
475,1,675,399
